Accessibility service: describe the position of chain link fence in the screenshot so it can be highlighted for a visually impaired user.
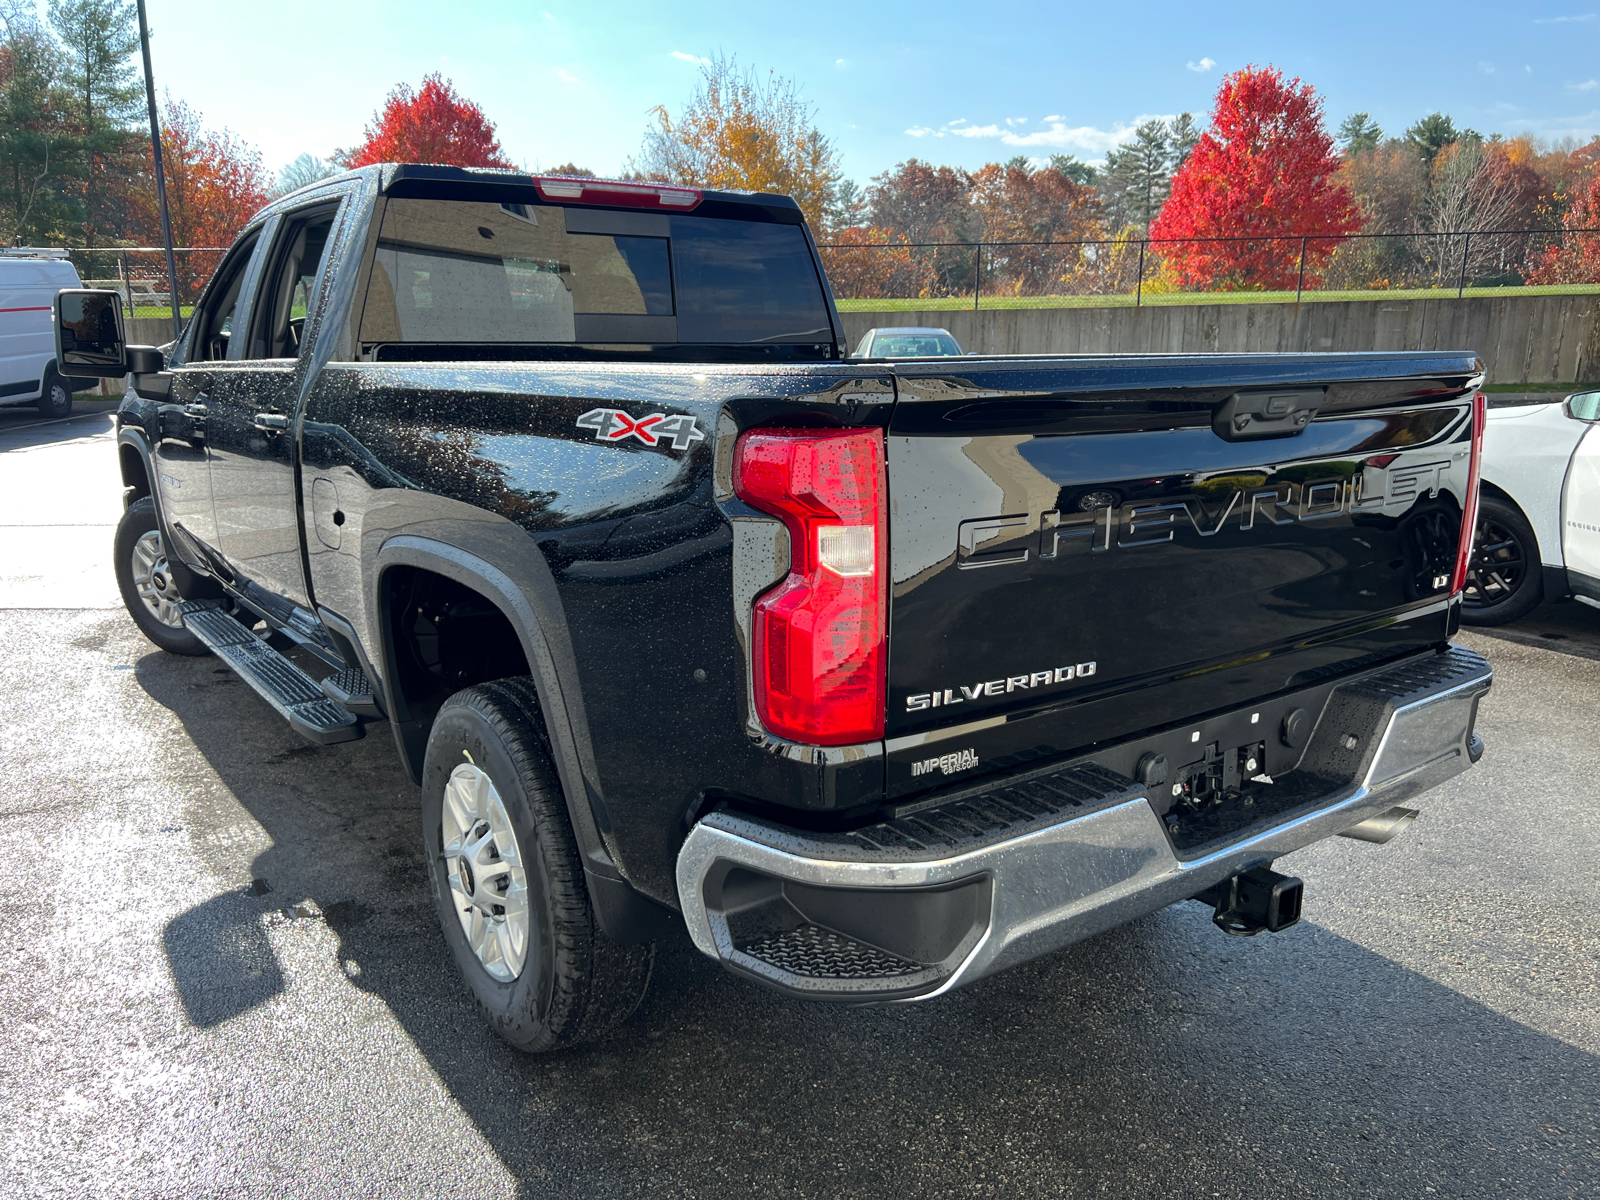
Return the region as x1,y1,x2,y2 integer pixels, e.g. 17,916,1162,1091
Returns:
53,231,1600,319
819,228,1600,310
63,246,229,317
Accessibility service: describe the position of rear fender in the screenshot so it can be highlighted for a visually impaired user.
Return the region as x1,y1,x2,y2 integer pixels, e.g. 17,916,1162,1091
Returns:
371,532,671,939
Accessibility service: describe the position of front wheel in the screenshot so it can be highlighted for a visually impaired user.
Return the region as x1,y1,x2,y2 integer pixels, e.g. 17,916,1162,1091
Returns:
36,366,72,419
1461,494,1543,626
422,678,653,1053
113,497,209,655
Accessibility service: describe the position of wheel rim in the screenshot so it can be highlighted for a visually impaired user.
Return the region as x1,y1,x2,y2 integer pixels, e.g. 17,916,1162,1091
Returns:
50,383,69,413
441,761,530,983
131,529,186,628
1463,514,1528,610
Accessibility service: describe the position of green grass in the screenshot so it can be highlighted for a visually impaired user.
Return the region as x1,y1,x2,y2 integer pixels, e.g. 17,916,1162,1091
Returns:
835,283,1600,312
129,305,193,319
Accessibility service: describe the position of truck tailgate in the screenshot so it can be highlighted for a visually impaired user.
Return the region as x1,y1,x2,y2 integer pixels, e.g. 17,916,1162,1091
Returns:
883,352,1482,798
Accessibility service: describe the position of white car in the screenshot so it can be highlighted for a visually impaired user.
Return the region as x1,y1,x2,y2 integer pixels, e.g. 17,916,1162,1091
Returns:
1,250,86,418
1464,391,1600,625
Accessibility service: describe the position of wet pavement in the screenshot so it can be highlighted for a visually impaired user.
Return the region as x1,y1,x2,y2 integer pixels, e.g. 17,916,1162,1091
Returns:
1,416,1596,1198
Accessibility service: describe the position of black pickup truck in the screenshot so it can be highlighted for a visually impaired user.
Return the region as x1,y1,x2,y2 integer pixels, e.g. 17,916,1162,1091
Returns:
57,164,1492,1053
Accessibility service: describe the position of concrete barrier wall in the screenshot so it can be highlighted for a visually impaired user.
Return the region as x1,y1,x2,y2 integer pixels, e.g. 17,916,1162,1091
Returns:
127,316,181,345
839,293,1600,385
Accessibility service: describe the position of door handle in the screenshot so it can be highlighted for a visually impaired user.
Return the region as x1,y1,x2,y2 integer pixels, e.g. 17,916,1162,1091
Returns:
183,403,208,418
254,413,288,431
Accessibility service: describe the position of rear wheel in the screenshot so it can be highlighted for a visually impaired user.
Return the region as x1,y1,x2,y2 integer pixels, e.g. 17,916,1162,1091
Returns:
113,497,209,655
422,679,653,1053
36,366,71,419
1461,494,1543,626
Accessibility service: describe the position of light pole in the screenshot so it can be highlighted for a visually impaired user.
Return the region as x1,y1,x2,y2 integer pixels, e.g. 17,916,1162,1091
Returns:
135,0,181,339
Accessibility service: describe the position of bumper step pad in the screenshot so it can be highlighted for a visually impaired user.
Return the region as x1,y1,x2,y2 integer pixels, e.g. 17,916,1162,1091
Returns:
740,925,924,980
181,601,362,745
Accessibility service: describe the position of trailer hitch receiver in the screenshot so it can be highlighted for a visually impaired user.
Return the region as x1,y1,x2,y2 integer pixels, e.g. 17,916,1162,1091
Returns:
1194,866,1303,937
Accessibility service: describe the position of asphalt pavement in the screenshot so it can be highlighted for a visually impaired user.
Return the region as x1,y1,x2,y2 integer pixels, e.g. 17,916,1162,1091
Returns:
0,411,1595,1199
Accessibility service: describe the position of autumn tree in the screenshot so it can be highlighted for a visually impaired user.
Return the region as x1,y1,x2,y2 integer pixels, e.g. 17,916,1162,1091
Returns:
47,0,140,243
1527,167,1600,284
630,55,839,231
342,74,514,169
971,159,1103,294
131,98,269,299
862,158,975,295
1151,65,1361,290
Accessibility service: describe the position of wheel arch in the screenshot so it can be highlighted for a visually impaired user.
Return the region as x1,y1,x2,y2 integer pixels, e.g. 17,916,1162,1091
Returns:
370,536,618,878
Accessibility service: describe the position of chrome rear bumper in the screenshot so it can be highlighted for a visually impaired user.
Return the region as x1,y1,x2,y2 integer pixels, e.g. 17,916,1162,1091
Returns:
676,646,1492,1003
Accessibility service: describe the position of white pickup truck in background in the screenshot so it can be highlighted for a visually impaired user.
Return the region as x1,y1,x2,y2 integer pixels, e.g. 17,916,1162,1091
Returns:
1466,391,1600,624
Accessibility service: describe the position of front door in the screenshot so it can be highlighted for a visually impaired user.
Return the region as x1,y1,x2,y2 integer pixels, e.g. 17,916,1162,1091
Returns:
152,230,264,566
206,200,344,614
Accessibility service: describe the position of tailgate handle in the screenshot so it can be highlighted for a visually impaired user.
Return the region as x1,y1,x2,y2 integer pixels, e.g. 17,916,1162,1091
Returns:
1213,388,1325,441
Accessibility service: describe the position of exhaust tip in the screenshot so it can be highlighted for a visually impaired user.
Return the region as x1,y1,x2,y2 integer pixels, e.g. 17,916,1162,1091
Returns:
1338,806,1420,845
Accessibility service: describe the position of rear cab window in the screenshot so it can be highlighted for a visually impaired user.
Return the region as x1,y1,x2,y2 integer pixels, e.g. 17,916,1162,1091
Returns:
357,188,835,362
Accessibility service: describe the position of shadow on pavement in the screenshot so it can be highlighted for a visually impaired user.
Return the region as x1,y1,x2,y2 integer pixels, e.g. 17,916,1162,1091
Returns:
0,406,118,451
1467,599,1600,664
137,648,1598,1198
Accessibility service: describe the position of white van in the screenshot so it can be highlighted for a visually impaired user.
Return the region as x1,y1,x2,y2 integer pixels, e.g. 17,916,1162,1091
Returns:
1,250,87,418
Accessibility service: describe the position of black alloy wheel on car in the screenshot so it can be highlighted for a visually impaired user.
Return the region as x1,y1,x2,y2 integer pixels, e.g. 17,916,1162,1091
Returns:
421,678,655,1053
1461,494,1543,627
37,365,72,419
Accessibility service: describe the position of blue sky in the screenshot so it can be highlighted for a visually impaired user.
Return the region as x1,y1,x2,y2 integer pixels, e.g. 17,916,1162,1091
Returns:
97,1,1600,184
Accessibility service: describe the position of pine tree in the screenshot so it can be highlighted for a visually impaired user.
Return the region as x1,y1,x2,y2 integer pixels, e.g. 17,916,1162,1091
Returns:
47,0,142,245
1338,113,1383,156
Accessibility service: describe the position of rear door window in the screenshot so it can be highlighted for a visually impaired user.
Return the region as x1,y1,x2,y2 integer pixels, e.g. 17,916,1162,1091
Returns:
358,199,830,351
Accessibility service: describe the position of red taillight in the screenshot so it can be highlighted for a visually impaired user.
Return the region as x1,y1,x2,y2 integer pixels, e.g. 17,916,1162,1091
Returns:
733,428,886,745
1450,392,1488,595
532,175,702,210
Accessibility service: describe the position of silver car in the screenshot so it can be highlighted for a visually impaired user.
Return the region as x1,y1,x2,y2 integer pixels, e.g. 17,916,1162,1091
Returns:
852,326,964,358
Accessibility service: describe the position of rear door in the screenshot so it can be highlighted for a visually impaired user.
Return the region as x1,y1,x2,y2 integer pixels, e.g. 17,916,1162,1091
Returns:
883,354,1480,794
206,196,345,614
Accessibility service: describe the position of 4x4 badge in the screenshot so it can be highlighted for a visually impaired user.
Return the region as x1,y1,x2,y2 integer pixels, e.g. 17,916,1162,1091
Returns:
576,408,705,452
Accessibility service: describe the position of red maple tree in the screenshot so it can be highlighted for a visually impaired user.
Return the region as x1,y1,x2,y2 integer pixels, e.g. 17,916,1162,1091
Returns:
131,98,271,300
1527,168,1600,284
1151,65,1361,290
343,74,515,169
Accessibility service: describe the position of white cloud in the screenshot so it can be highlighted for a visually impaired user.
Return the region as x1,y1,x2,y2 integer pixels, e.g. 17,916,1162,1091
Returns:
670,51,710,65
835,58,848,67
1571,78,1600,90
1535,12,1596,22
1005,117,1028,126
1477,61,1495,73
556,69,579,84
904,115,1162,154
1187,57,1217,73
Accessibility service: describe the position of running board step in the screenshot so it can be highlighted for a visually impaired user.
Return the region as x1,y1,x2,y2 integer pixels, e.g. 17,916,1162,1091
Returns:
180,601,363,745
320,667,382,718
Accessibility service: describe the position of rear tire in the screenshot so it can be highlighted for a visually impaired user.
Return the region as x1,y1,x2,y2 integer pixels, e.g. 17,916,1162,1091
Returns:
36,366,71,419
113,497,209,655
422,679,654,1053
1461,494,1543,627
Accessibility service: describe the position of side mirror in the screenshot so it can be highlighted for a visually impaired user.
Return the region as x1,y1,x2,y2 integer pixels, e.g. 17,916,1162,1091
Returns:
55,289,128,377
1565,391,1600,422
